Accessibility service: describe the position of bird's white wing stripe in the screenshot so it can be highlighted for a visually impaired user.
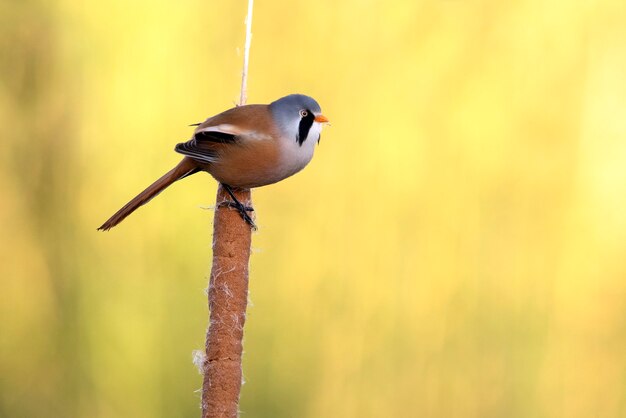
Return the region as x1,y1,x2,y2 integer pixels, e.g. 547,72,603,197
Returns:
196,124,271,141
196,124,241,135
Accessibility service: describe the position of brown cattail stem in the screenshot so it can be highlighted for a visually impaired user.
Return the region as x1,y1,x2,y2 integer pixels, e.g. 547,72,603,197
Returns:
201,3,254,416
201,186,252,418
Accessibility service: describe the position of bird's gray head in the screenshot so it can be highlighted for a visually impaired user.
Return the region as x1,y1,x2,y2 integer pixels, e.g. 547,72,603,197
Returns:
269,94,326,146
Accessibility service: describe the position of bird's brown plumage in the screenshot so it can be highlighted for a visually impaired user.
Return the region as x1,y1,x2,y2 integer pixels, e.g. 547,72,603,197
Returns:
177,105,283,188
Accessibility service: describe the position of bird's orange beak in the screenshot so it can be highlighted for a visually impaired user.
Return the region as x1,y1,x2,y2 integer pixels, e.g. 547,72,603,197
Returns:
314,114,329,123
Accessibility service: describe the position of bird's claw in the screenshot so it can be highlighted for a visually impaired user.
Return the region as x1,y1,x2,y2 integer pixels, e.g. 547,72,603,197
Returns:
221,201,254,212
219,200,257,230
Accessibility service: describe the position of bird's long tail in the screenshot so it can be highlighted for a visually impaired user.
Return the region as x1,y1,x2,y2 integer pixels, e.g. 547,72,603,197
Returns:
98,158,198,231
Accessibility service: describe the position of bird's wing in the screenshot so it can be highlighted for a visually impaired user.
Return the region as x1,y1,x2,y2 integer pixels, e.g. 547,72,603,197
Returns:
174,135,227,164
175,104,276,164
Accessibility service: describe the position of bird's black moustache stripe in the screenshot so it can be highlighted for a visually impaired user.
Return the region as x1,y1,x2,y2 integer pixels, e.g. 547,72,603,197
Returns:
296,110,315,146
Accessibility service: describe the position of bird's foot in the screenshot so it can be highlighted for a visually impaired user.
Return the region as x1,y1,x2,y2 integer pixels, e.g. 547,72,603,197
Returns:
220,184,257,230
219,200,257,230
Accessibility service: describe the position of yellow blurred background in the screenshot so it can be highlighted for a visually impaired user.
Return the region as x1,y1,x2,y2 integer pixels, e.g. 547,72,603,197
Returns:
2,0,626,417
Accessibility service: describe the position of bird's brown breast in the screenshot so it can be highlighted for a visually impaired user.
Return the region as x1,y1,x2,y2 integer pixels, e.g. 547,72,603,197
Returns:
206,138,284,188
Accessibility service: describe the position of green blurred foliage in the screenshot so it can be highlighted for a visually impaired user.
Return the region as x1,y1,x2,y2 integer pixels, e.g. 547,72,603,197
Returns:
2,0,626,417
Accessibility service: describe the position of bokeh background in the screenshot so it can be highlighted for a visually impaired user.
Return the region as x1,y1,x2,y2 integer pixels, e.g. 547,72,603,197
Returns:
2,0,626,417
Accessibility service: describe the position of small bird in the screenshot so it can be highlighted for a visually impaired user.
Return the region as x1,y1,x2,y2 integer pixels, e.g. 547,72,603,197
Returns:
98,94,329,231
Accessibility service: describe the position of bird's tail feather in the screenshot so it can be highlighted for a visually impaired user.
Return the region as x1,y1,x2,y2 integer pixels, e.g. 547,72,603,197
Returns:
98,158,198,231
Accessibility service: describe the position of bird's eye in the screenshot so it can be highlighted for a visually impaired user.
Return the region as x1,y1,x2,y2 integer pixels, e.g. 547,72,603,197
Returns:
299,110,308,118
